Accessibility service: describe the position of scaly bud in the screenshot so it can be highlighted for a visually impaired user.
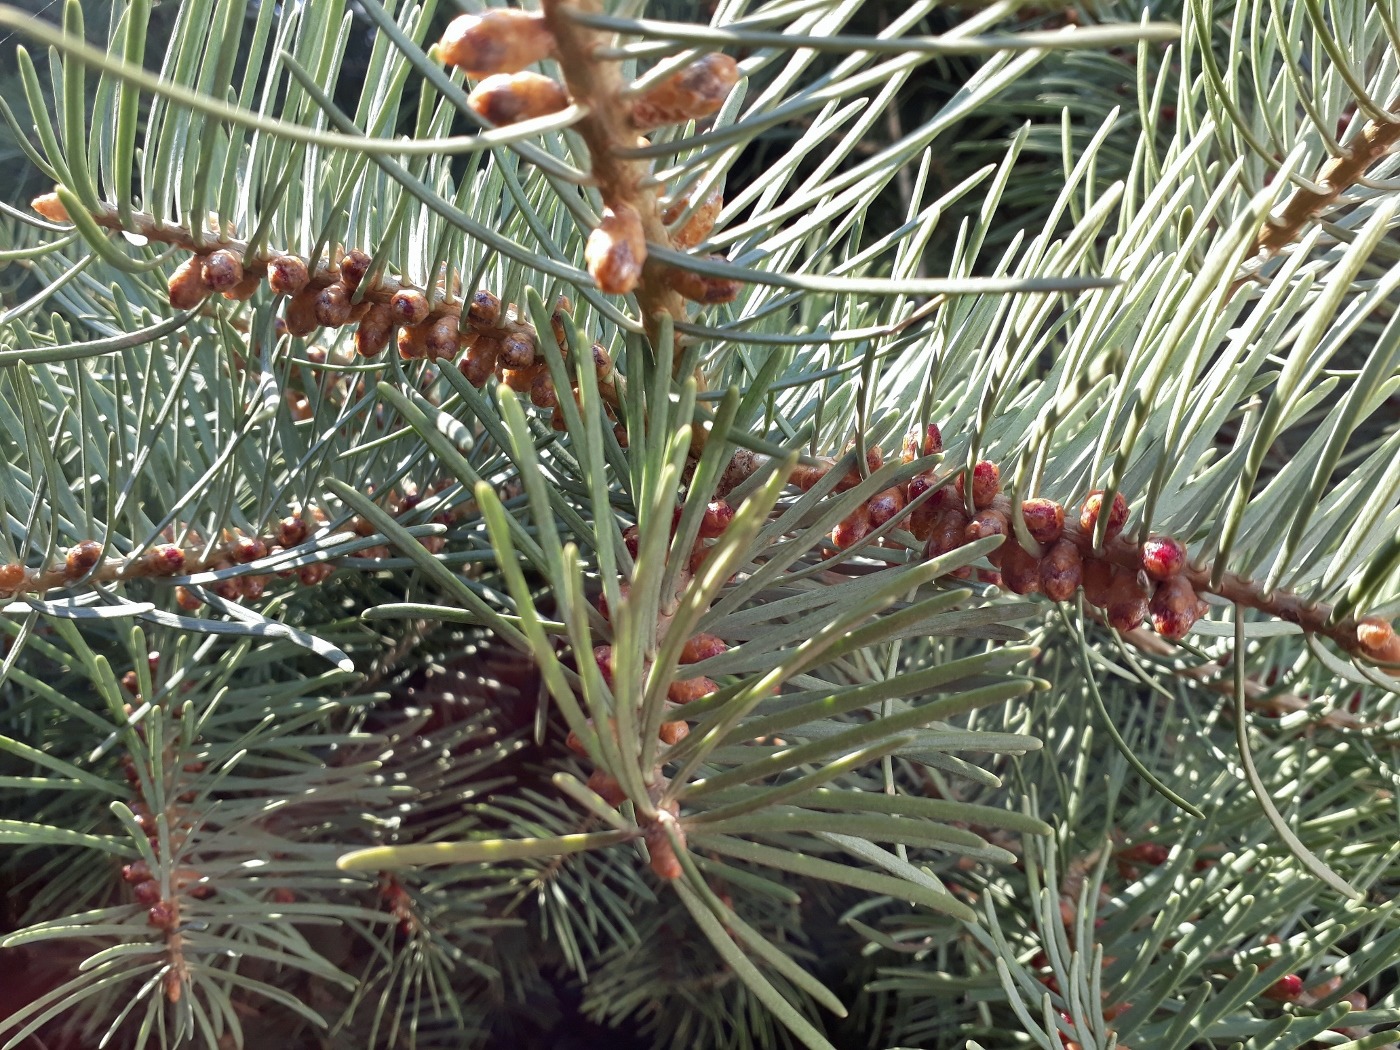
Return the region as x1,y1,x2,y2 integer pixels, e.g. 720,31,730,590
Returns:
339,249,372,292
167,256,211,310
664,260,743,304
1149,576,1200,640
200,249,244,293
266,255,310,296
632,53,740,130
1021,498,1065,545
660,190,723,248
1081,489,1129,543
468,71,570,125
586,203,646,294
1039,539,1083,601
389,288,431,326
1140,535,1187,580
438,9,556,78
30,192,70,223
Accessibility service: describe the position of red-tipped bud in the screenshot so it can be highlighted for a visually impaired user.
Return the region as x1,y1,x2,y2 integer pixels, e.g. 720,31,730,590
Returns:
924,509,970,561
339,249,372,291
1040,539,1083,602
965,509,1009,548
1022,498,1065,545
147,900,178,930
632,53,740,130
438,9,556,78
1141,535,1187,580
1264,975,1304,1002
681,633,727,664
1150,576,1201,640
277,516,309,548
922,424,943,457
228,534,267,564
65,540,103,580
1081,490,1129,542
956,461,1001,509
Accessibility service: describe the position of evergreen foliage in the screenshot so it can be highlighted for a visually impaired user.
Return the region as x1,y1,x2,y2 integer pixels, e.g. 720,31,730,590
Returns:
2,0,1400,1048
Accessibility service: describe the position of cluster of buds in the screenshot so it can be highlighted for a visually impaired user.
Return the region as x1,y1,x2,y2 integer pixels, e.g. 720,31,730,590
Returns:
435,8,738,299
116,664,212,1003
815,423,1400,659
571,499,736,878
172,510,330,611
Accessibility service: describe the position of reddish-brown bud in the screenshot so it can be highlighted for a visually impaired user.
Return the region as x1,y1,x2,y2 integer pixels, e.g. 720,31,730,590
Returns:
200,249,244,293
1081,557,1116,607
174,586,202,611
956,461,1001,510
167,256,211,310
523,368,556,408
1357,617,1400,663
1022,498,1065,545
397,324,429,361
222,272,262,301
266,255,310,296
355,304,393,358
498,331,536,370
593,645,614,689
147,900,178,930
283,287,320,337
1149,576,1200,640
339,249,372,292
133,879,162,906
924,509,970,560
965,509,1009,548
867,487,906,528
468,289,501,327
460,335,500,387
0,563,29,595
65,540,103,580
30,192,70,223
668,677,717,704
909,481,957,541
297,563,333,587
314,283,352,328
1081,490,1129,542
389,288,431,326
425,315,460,360
660,190,723,248
681,633,727,664
665,261,743,304
1105,573,1150,632
1040,539,1083,602
1141,535,1187,580
699,500,734,538
1000,542,1042,595
658,720,690,745
632,53,740,130
586,203,646,295
468,71,569,125
277,516,309,548
438,9,556,78
227,535,267,564
121,860,151,884
1118,842,1169,866
832,505,872,549
1264,975,1304,1002
922,424,943,457
586,770,627,807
